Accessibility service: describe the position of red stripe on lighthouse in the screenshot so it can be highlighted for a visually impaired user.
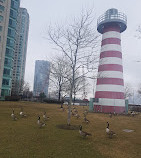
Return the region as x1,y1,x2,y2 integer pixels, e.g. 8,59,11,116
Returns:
95,91,125,99
101,38,121,46
102,38,121,46
103,25,120,33
100,51,122,59
94,106,125,113
98,64,123,72
97,78,124,85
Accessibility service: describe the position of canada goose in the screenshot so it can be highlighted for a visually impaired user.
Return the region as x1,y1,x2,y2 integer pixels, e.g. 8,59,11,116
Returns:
74,109,78,113
19,107,26,117
83,112,86,117
79,125,92,138
131,111,135,117
84,116,90,124
71,111,75,116
109,113,112,118
106,122,116,138
37,116,46,128
83,110,88,118
75,113,80,119
61,107,65,111
83,109,88,116
43,112,50,121
11,109,17,121
113,112,116,116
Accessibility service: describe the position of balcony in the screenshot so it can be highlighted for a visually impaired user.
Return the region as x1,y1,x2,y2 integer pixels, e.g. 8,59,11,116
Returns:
97,9,127,33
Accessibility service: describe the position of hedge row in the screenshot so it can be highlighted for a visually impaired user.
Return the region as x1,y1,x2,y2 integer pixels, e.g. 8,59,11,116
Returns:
5,96,21,101
43,99,64,104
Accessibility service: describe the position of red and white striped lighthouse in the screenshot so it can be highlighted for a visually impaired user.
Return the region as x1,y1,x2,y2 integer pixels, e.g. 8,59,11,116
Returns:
94,9,127,114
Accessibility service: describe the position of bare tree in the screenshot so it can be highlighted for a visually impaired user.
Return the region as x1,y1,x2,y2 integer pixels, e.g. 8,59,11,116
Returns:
137,84,141,97
136,25,141,39
72,71,90,103
49,55,70,101
48,9,99,125
124,83,133,100
22,81,33,99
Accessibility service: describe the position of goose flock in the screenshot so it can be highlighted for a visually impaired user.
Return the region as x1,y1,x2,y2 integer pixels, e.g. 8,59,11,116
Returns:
10,105,118,139
37,116,46,128
61,105,117,139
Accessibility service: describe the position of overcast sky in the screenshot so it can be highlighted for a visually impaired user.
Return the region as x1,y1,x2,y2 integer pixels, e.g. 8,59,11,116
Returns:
20,0,141,97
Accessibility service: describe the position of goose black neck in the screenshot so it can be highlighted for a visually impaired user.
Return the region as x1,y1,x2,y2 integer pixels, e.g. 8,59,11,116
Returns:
107,122,109,128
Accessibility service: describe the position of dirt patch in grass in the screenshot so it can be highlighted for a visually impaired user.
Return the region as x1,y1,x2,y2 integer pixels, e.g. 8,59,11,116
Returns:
56,124,79,130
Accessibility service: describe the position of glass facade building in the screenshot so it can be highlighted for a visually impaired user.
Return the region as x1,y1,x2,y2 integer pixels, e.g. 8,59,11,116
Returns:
33,60,50,97
1,0,20,97
0,0,11,97
11,8,29,95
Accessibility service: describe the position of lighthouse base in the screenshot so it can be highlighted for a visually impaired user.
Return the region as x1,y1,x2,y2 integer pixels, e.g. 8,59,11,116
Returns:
94,105,125,114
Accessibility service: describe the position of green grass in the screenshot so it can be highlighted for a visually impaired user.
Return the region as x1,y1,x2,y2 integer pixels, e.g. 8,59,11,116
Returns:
0,101,141,158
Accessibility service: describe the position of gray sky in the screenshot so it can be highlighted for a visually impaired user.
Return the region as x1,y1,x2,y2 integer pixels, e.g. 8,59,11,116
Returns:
20,0,141,96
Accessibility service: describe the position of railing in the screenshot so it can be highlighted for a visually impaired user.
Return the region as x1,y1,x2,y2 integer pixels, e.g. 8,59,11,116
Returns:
97,12,127,26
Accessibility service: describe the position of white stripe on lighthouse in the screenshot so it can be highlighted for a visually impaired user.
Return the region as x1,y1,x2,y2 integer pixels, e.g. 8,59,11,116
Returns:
102,31,121,40
96,85,125,93
98,71,123,79
99,57,122,65
101,44,121,52
94,98,125,107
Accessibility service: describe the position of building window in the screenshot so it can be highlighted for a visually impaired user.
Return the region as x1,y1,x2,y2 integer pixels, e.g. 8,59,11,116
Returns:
8,28,15,38
11,0,19,10
9,18,16,28
1,89,10,97
0,15,3,22
0,5,4,11
7,38,14,47
10,9,17,19
0,0,5,3
0,26,2,31
3,68,10,76
2,79,10,86
5,48,13,57
4,58,12,67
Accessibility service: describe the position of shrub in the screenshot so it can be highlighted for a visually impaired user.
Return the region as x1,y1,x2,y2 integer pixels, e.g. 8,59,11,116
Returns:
43,99,63,104
5,96,21,101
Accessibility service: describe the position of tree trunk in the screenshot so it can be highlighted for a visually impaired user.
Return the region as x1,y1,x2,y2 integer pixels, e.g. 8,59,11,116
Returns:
67,85,73,126
67,66,75,125
58,85,61,101
73,93,76,105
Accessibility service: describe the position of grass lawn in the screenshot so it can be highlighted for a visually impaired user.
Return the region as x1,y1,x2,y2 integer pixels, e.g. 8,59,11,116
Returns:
0,101,140,158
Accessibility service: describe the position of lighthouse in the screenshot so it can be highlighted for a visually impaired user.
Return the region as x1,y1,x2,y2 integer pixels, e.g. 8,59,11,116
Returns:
94,8,127,113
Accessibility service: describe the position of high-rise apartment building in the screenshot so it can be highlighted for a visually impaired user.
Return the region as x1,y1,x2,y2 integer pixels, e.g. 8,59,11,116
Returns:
33,60,50,97
12,8,29,95
1,0,20,97
0,0,29,99
0,0,11,97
